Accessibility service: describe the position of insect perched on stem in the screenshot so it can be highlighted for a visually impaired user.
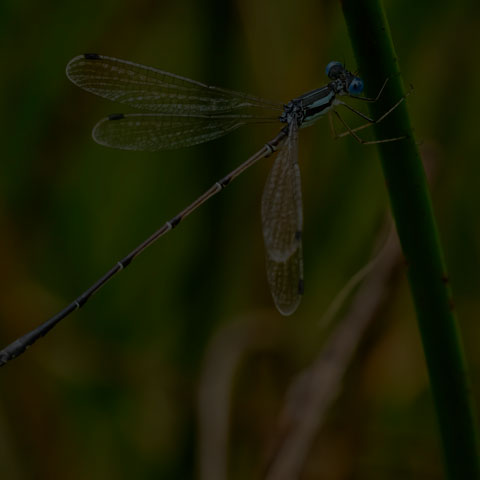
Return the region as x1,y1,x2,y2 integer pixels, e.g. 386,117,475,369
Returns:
0,55,406,366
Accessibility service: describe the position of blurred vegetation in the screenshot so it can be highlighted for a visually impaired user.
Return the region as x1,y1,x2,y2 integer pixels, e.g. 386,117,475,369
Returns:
0,0,479,478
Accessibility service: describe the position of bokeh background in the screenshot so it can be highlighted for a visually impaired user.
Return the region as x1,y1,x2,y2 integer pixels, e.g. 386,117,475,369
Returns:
1,0,480,478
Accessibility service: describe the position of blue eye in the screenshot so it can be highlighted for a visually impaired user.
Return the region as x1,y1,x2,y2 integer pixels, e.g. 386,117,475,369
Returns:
325,61,343,79
348,78,364,94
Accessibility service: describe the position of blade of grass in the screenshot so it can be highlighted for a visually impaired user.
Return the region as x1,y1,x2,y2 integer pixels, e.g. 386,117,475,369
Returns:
340,0,480,477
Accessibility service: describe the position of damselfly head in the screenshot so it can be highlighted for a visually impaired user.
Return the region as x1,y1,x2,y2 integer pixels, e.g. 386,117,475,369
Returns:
326,61,364,95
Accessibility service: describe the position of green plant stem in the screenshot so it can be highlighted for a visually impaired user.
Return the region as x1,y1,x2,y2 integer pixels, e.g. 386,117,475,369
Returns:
340,0,480,477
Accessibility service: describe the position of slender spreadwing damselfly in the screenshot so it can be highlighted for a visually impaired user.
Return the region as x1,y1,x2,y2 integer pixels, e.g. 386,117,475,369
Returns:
0,54,406,366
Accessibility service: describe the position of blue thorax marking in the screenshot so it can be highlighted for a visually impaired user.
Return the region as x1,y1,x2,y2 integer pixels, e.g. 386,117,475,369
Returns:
280,84,337,128
301,86,336,126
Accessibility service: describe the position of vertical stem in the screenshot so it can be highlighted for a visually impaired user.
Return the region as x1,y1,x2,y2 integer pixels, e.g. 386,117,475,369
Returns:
340,0,480,477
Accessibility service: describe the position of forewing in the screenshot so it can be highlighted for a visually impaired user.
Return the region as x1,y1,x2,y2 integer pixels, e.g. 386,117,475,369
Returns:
66,54,283,115
92,113,277,151
261,122,304,315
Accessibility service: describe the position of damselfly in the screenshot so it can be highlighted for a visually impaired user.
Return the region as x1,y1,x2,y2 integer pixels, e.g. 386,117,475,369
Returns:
0,54,405,366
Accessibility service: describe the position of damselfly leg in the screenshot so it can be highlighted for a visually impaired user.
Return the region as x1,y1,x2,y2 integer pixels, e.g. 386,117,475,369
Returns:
330,83,413,143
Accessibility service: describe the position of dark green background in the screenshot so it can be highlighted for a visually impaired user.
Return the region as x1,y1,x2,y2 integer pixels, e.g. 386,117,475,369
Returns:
1,0,479,478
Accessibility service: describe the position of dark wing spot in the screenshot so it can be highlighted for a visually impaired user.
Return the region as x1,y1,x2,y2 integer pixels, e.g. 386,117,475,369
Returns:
84,53,101,60
108,113,125,121
298,279,304,295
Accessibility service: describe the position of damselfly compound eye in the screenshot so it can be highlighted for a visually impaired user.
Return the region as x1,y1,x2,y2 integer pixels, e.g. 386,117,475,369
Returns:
348,77,364,95
325,61,344,79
